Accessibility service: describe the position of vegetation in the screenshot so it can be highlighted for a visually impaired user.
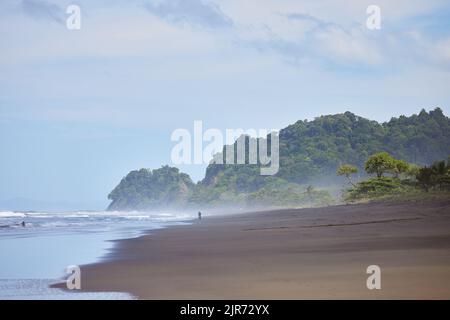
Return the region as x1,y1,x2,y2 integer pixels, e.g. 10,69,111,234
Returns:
245,184,334,207
107,108,450,210
345,153,450,201
337,164,358,187
364,152,396,178
202,108,449,192
107,166,194,210
416,160,450,192
109,167,333,209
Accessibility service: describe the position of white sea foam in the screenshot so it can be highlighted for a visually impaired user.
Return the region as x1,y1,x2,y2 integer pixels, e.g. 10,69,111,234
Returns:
0,279,134,300
0,211,26,218
0,210,194,231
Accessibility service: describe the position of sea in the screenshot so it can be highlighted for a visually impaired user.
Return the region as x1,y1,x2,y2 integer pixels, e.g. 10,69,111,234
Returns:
0,210,195,299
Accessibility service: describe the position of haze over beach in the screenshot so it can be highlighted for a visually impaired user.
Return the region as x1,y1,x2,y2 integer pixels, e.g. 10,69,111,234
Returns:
1,0,450,301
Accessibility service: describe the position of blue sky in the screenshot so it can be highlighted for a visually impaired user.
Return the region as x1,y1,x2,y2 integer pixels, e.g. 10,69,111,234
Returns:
1,0,450,210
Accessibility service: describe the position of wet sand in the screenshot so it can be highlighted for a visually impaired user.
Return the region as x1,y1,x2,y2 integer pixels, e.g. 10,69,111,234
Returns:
79,199,450,299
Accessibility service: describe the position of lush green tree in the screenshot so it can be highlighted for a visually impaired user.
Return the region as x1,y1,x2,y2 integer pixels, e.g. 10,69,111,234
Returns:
406,164,420,178
346,177,415,200
396,160,409,174
364,152,396,178
337,164,358,187
392,159,410,178
416,167,435,192
413,159,450,192
431,160,450,190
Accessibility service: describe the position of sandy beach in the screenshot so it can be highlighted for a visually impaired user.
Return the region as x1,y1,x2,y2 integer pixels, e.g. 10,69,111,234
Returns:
79,199,450,299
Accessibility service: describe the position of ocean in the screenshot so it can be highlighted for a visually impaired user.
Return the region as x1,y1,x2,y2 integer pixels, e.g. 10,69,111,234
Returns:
0,210,195,299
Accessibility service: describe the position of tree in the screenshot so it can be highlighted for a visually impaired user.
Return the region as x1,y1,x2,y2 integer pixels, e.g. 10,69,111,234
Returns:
392,159,410,178
431,160,450,190
415,160,450,192
406,164,420,178
365,152,396,178
432,160,447,176
416,167,435,192
337,164,358,187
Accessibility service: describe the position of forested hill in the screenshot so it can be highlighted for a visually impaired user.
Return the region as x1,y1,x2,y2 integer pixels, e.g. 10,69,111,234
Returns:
202,108,449,191
282,108,448,167
108,166,194,210
108,108,449,210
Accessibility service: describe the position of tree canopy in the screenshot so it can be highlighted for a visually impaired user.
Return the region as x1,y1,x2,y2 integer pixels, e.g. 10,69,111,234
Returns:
108,166,194,210
337,164,358,186
365,152,396,178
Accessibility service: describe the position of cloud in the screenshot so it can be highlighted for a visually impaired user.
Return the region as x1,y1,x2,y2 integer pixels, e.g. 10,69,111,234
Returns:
283,12,332,28
311,25,383,66
3,0,450,71
144,0,233,29
217,0,450,68
282,12,383,65
235,11,383,67
20,0,64,24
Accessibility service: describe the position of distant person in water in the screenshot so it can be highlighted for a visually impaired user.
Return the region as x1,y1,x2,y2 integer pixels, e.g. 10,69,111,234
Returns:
21,221,26,227
198,211,202,220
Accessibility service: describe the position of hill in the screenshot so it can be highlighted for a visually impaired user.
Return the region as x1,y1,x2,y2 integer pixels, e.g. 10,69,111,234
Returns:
108,166,194,210
107,108,450,210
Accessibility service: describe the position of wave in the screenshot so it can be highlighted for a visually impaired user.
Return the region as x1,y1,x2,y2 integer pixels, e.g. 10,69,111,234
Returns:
0,212,26,218
0,210,192,220
0,209,194,235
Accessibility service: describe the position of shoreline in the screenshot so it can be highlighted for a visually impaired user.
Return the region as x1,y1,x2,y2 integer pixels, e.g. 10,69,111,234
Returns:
78,199,450,299
0,210,196,299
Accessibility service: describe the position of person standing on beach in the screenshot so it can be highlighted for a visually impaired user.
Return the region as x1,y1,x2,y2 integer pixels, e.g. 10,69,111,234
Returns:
198,211,202,220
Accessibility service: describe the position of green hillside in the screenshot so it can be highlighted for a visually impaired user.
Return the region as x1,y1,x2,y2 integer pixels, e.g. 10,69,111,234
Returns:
107,108,450,210
108,166,194,210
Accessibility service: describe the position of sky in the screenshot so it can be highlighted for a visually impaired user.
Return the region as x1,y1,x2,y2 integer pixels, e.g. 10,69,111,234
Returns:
0,0,449,210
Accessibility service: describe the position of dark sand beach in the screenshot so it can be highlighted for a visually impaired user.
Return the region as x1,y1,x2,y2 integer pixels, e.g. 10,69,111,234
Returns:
79,199,450,299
